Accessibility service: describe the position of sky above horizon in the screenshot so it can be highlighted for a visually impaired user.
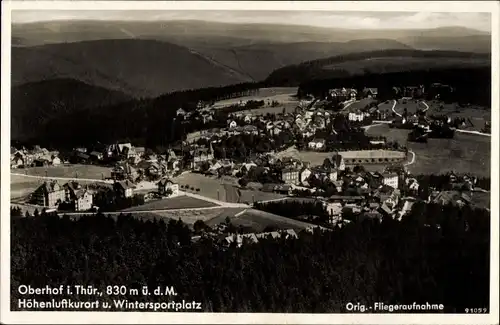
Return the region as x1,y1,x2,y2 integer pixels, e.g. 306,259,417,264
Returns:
11,10,492,32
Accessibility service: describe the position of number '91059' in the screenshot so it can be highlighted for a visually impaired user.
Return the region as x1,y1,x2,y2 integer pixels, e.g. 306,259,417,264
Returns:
465,308,488,313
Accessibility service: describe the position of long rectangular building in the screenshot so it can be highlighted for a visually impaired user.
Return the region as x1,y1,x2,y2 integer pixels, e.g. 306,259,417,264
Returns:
339,150,406,165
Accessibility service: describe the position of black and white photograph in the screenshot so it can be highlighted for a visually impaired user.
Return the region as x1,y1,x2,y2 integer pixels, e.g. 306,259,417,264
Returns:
1,1,499,324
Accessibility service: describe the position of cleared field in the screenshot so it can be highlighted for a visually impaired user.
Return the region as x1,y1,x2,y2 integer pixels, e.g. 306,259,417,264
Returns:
365,124,490,177
395,99,427,115
232,104,297,116
12,164,112,180
344,98,377,112
377,100,396,115
174,173,237,202
122,195,217,212
238,189,285,204
206,208,317,232
469,192,490,210
425,100,490,131
173,173,284,204
213,87,298,107
213,87,300,115
148,207,246,226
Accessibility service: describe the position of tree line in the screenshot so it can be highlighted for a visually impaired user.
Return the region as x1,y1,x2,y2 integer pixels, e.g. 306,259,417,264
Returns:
11,200,489,313
254,200,331,226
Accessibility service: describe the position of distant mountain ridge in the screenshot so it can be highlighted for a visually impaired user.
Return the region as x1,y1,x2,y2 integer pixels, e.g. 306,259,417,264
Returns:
12,20,490,46
11,38,418,96
11,20,491,97
12,39,252,98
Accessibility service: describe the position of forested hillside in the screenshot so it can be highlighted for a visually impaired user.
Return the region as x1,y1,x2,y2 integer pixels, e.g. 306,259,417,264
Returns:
11,202,489,312
13,82,262,149
11,78,132,141
12,39,252,98
265,49,490,87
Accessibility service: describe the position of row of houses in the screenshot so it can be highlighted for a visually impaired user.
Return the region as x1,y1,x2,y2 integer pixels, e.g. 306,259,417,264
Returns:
31,176,180,211
11,146,61,168
31,181,93,211
223,229,299,248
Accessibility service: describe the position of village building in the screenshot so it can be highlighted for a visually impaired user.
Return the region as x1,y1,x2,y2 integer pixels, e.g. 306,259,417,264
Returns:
33,158,50,167
228,120,238,129
225,233,259,248
339,150,406,166
89,151,104,161
308,138,326,150
191,145,215,170
430,191,472,207
31,181,66,208
331,154,346,171
51,156,61,166
256,229,298,241
64,182,93,211
157,178,180,197
382,173,399,189
363,88,378,98
348,111,364,122
300,167,312,186
11,155,24,168
176,108,187,117
114,180,136,198
281,167,301,185
111,162,138,181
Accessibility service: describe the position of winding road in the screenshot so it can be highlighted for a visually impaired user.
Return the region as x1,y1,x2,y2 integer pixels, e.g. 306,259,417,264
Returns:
392,100,429,117
454,129,491,137
391,100,401,117
405,150,416,166
342,99,358,111
421,101,430,112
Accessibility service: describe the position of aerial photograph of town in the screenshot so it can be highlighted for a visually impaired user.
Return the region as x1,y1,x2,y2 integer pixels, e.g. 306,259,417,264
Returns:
6,6,494,317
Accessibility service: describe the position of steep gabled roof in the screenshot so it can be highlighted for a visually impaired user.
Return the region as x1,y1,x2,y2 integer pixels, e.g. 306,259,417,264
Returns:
35,181,62,195
115,180,136,190
158,178,176,187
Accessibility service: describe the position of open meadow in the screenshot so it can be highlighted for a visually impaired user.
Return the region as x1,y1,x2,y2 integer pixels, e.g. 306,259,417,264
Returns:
425,100,490,131
343,98,377,112
205,208,317,232
395,99,428,115
212,87,300,115
173,172,284,204
11,164,112,180
136,207,247,227
365,124,490,177
122,195,218,212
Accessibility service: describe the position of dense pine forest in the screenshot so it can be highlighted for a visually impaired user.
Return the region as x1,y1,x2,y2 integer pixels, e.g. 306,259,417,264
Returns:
11,202,489,313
